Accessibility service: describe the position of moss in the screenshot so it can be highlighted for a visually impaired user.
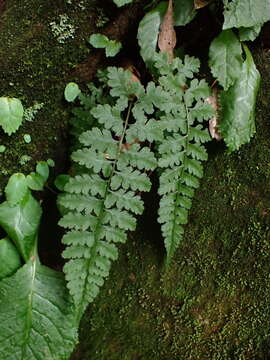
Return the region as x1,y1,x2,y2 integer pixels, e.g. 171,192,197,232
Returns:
72,48,270,359
0,0,101,191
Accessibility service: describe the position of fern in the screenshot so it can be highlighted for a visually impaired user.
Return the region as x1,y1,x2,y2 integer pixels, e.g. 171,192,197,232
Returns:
59,53,214,315
58,67,158,318
152,53,214,263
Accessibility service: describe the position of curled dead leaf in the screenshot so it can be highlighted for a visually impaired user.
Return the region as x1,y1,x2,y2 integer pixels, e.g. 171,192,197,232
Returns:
194,0,213,9
158,0,176,62
121,59,141,83
205,88,222,141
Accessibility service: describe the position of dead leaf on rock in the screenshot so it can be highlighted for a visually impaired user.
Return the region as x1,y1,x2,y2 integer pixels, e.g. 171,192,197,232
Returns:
194,0,213,9
121,59,141,83
158,0,176,62
205,88,222,141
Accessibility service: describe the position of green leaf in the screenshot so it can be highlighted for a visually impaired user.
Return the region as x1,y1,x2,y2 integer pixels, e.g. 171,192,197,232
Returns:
0,237,21,280
105,41,122,57
55,174,70,191
26,172,45,191
0,261,78,360
0,97,24,135
137,2,167,70
209,30,243,90
64,82,81,102
89,34,122,57
0,192,42,261
36,161,49,183
239,23,262,41
113,0,133,6
223,0,270,29
5,173,28,205
23,134,31,143
219,45,261,152
47,158,55,167
174,0,196,26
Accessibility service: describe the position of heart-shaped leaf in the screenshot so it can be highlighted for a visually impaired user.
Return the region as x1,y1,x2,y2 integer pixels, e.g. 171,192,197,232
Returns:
0,97,24,135
5,173,28,206
64,83,81,102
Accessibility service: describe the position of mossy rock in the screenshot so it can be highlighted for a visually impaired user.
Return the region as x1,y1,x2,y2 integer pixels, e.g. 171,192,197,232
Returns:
0,0,128,194
72,49,270,360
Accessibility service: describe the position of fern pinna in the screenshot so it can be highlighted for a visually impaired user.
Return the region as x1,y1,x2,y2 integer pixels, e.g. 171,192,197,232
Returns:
58,67,158,317
152,53,214,263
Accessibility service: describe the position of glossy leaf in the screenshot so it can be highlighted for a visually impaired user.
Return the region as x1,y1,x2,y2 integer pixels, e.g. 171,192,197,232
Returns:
0,237,21,280
219,45,261,152
137,2,167,70
0,260,78,360
0,97,24,135
0,192,42,261
174,0,196,26
209,30,243,90
223,0,270,29
5,173,28,206
239,23,262,41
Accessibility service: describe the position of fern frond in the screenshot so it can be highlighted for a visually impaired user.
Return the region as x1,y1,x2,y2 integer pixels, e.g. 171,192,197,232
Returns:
59,67,161,318
153,53,213,263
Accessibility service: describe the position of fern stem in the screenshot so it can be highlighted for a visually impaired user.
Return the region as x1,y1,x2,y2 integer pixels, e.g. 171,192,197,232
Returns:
118,101,133,152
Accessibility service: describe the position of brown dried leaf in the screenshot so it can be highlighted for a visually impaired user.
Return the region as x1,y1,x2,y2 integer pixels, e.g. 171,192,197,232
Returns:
194,0,212,9
158,0,176,62
205,88,222,141
121,59,141,83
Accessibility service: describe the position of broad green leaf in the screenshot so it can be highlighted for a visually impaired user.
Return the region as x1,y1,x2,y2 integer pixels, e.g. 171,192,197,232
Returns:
239,24,262,41
0,260,78,360
219,45,261,152
113,0,133,6
0,237,21,280
209,30,243,90
0,192,42,261
64,82,81,102
0,97,24,135
174,0,196,26
5,173,28,205
89,34,122,57
223,0,270,29
137,2,167,70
